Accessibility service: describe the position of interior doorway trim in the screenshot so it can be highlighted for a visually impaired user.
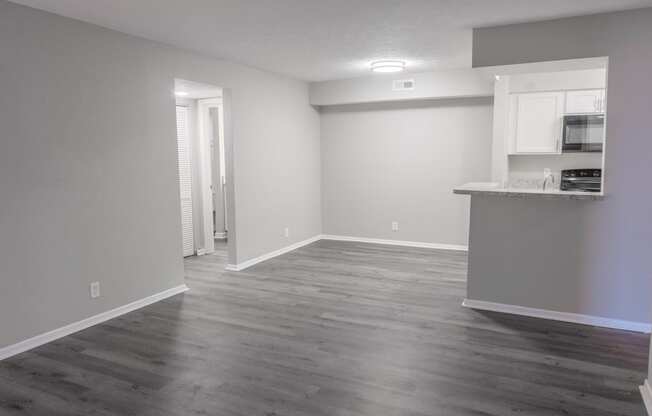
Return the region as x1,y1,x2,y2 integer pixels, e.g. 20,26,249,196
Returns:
197,97,223,255
640,379,652,416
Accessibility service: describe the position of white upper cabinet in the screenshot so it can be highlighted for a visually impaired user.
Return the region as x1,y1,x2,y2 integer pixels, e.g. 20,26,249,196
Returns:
565,89,605,114
509,91,564,154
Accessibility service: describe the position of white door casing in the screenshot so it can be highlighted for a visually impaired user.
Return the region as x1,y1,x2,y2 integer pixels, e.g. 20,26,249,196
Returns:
197,98,224,253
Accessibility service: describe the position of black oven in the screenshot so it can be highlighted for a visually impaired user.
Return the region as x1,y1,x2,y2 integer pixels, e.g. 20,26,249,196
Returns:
560,169,602,193
562,114,604,152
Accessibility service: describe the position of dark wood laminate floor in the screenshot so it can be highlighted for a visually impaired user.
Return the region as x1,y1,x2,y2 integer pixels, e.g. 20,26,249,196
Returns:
0,240,648,416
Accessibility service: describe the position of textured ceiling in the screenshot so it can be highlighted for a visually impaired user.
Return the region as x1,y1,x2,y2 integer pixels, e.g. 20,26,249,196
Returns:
10,0,652,81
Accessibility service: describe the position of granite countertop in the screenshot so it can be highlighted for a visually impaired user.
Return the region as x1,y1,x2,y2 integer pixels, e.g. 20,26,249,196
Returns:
453,182,604,201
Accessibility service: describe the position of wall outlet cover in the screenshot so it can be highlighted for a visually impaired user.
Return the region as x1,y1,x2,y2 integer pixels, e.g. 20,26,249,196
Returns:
90,282,100,299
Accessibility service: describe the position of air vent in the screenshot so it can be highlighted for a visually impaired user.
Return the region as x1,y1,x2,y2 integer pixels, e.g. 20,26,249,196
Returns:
392,79,415,91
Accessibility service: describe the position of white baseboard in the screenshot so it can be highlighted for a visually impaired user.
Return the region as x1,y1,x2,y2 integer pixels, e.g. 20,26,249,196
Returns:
0,284,189,361
225,234,467,272
225,235,322,272
196,248,215,256
463,298,652,333
320,234,468,251
641,380,652,416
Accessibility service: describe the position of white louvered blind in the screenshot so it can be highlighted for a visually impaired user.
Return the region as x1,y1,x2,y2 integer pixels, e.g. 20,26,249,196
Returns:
176,106,195,257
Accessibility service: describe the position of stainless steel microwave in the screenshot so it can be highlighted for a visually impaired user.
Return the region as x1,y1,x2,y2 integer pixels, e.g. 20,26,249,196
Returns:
562,114,604,152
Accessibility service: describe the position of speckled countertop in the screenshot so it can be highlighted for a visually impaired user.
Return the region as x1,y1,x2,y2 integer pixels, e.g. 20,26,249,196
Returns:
453,182,604,201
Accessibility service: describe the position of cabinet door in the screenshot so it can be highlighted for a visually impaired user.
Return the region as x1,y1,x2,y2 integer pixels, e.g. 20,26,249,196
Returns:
565,89,605,114
511,92,564,154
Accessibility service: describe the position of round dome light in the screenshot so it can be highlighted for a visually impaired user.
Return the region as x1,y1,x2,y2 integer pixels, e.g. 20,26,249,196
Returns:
370,60,406,73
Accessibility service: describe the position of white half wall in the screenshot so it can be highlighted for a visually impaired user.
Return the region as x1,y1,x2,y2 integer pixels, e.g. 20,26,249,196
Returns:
641,339,652,414
320,98,493,247
0,1,321,350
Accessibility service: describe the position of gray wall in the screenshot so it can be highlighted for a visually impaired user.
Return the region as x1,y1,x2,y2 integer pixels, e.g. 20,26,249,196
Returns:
320,98,493,246
468,8,652,324
310,69,493,106
0,1,321,349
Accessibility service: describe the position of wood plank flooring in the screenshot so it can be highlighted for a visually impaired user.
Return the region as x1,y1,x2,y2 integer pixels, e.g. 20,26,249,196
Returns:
0,240,648,415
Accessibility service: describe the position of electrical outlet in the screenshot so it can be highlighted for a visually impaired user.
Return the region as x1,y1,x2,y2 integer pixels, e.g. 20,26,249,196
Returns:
392,221,399,232
90,282,100,299
284,227,289,238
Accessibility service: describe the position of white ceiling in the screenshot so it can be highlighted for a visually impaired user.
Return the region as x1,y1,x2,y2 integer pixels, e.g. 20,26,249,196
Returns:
10,0,652,81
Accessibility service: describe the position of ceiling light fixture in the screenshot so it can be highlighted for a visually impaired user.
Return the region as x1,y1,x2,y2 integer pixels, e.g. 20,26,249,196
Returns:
174,91,189,97
370,60,406,73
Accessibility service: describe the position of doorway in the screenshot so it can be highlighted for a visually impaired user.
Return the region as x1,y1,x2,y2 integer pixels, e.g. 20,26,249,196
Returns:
198,98,227,243
173,78,229,260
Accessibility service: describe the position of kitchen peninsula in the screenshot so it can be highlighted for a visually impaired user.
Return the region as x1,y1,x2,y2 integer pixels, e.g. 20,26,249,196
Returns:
452,189,651,331
451,59,649,332
454,182,604,200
